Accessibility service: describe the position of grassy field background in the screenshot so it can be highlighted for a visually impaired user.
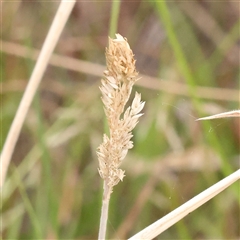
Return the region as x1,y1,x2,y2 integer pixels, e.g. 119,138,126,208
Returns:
1,1,240,239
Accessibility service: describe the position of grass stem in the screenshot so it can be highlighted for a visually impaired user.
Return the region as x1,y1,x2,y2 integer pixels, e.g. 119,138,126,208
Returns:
109,1,121,37
98,182,111,240
129,169,240,240
0,0,76,187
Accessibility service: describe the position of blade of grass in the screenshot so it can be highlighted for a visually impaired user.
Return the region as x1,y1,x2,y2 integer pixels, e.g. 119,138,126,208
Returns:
196,110,240,121
175,3,214,85
0,0,76,187
3,115,86,202
13,166,43,238
2,204,24,233
129,169,240,240
154,0,236,180
209,19,240,69
108,1,121,38
33,93,59,237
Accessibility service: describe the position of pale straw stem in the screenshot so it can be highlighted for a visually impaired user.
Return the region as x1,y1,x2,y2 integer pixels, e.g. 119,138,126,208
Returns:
98,181,111,240
129,169,240,240
196,110,240,121
0,0,76,187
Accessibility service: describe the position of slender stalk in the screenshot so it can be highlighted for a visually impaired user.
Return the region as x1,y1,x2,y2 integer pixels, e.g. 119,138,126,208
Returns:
109,1,121,37
129,169,240,240
0,0,76,187
196,110,240,121
155,0,236,186
13,167,42,238
98,182,111,240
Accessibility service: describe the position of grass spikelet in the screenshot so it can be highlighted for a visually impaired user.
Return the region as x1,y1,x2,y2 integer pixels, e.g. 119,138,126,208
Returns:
97,34,145,239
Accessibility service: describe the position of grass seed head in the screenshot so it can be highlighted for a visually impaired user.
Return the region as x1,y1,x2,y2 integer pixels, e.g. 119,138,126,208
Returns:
97,34,145,189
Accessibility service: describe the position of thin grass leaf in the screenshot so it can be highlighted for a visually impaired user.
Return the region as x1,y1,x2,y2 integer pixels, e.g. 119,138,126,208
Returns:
196,110,240,121
129,169,240,240
0,1,76,187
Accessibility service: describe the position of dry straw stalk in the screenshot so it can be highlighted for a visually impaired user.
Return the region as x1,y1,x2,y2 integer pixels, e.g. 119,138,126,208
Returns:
196,110,240,121
97,34,145,239
129,169,240,239
0,1,76,188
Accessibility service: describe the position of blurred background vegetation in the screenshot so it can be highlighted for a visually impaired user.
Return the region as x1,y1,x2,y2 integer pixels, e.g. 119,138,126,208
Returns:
1,1,239,239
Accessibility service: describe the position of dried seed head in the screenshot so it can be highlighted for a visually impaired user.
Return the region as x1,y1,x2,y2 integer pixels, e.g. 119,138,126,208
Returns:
97,34,145,190
106,34,138,82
